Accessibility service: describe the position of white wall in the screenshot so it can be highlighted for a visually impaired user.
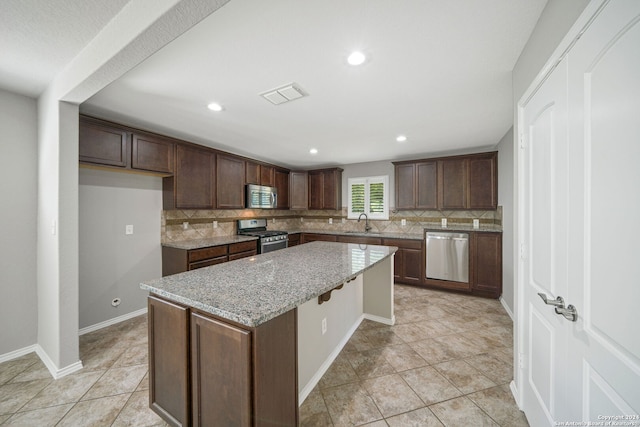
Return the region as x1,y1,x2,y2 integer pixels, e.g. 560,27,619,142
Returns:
79,168,162,329
497,127,514,315
0,89,38,356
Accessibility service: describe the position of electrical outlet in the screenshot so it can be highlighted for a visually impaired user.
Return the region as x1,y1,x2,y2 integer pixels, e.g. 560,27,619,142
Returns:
328,218,333,224
272,218,276,224
401,219,406,226
441,218,447,227
182,222,188,230
321,318,327,335
125,225,133,235
341,218,346,224
213,220,218,228
473,219,480,229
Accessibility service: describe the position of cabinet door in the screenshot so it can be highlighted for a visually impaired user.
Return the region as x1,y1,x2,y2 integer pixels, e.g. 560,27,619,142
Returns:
191,312,251,427
473,232,502,298
131,132,174,174
79,117,129,167
416,161,438,209
438,158,468,209
174,145,215,209
290,171,308,210
216,155,245,209
468,154,497,209
245,161,260,184
395,163,416,210
274,169,290,209
402,248,424,285
260,165,275,187
322,169,342,210
308,171,324,210
301,233,337,243
148,296,190,427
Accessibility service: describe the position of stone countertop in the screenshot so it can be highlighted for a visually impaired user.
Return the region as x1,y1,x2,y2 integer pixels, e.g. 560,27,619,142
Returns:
162,235,258,250
288,224,501,238
141,241,397,328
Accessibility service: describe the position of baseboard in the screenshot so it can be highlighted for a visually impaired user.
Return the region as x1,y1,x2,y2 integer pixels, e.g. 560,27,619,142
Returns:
35,345,83,379
0,344,38,364
298,315,364,405
79,308,147,336
500,296,514,321
363,313,395,326
510,380,522,409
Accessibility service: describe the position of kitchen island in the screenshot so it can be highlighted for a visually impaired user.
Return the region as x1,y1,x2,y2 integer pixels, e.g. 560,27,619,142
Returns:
141,241,397,427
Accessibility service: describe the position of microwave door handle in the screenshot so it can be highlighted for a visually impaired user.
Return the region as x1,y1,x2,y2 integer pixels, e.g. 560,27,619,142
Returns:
272,192,277,207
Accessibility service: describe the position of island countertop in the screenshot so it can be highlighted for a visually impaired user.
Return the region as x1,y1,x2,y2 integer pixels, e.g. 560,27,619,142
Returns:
140,241,397,328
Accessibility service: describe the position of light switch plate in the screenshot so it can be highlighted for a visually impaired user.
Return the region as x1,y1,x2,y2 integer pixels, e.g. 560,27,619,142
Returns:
125,225,133,235
473,219,480,229
401,219,406,226
441,218,447,227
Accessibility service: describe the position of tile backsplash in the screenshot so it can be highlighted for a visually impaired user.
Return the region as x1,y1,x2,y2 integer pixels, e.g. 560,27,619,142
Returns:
162,207,502,243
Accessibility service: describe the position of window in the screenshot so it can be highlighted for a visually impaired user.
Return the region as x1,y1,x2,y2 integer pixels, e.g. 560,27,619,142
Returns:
347,176,389,220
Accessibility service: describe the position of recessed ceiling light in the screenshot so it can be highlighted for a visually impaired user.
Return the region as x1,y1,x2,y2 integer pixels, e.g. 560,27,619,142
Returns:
347,51,366,66
396,135,407,143
309,148,318,155
207,102,223,112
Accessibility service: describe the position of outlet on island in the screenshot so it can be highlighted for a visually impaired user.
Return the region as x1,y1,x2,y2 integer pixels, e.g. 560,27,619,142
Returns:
321,318,327,335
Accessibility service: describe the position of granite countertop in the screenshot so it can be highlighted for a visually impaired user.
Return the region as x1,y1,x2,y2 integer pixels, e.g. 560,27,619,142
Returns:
162,235,258,250
141,241,397,327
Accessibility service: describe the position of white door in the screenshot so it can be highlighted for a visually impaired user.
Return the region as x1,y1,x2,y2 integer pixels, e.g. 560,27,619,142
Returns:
519,0,640,424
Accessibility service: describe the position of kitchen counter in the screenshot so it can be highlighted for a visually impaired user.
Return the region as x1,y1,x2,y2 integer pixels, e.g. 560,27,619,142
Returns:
161,234,257,250
141,241,397,327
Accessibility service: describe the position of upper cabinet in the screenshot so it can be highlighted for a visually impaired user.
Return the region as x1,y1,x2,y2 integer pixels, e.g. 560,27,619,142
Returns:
394,152,497,210
80,115,175,174
274,168,289,209
216,154,245,209
289,171,308,210
245,162,275,187
308,168,343,210
164,144,216,210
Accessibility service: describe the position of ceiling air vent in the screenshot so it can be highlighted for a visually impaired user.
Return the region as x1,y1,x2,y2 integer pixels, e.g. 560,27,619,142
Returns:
260,83,307,105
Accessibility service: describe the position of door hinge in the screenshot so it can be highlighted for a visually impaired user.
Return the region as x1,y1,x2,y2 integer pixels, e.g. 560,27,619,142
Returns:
520,244,527,260
519,353,527,369
519,133,526,149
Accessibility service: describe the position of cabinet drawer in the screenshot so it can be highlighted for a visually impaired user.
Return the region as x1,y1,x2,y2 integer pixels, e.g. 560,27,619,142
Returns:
228,250,257,261
382,238,423,250
188,246,227,263
229,241,257,255
189,256,227,270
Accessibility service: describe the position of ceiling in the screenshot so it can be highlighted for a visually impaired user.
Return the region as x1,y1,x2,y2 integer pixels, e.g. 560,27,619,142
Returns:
2,0,547,169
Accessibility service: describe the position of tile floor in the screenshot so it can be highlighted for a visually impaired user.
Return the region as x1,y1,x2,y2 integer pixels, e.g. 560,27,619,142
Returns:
0,284,527,426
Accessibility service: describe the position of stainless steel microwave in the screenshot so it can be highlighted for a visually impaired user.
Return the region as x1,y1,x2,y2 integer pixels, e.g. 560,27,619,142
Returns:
246,184,278,209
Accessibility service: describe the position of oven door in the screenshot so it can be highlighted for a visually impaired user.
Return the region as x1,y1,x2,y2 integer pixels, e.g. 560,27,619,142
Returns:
260,238,288,254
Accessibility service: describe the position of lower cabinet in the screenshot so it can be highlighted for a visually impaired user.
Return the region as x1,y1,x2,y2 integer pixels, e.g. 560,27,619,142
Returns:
162,240,257,276
472,232,502,298
287,233,301,247
148,295,298,427
301,233,337,244
382,238,424,286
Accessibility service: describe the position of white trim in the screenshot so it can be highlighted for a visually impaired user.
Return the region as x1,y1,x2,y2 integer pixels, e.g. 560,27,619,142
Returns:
510,380,522,409
0,344,38,364
79,308,147,336
363,313,395,326
499,296,514,320
298,314,364,405
35,345,83,379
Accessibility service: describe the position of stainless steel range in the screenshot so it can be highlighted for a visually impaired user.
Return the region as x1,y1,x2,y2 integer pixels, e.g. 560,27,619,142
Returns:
237,219,288,254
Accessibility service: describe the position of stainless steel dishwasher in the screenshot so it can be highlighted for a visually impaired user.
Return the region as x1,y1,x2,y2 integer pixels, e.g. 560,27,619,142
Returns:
426,232,469,283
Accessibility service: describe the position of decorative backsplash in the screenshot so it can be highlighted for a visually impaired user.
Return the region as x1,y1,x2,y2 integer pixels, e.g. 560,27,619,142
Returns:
162,207,502,243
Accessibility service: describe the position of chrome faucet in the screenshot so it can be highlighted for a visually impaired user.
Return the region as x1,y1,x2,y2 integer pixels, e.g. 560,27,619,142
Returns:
357,213,372,232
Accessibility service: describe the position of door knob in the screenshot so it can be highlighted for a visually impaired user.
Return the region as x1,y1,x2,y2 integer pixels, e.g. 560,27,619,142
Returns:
537,293,578,322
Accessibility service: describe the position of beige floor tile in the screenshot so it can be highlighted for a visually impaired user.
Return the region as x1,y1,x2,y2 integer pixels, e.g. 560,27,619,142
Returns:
112,344,148,368
319,354,359,389
464,353,513,384
0,414,10,424
346,348,396,380
386,407,444,427
321,382,383,426
430,396,499,427
400,366,461,405
9,359,52,383
433,360,496,394
82,365,147,400
362,374,424,418
57,393,130,427
4,403,73,427
360,421,388,427
111,390,167,427
136,372,150,391
380,344,428,372
408,338,461,364
300,387,332,427
391,323,428,342
431,333,486,359
363,327,405,348
0,378,52,415
343,330,374,352
21,370,104,411
0,353,39,385
468,384,530,426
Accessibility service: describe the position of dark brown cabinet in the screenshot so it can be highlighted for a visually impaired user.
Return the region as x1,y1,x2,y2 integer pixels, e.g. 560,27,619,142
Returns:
148,295,190,427
260,165,275,187
245,161,260,184
216,154,245,209
148,296,298,427
162,240,257,276
131,132,174,174
164,144,216,210
382,238,424,285
274,168,290,209
79,116,129,168
308,168,343,210
394,152,497,211
472,232,502,298
394,161,438,210
336,235,381,245
288,233,301,247
301,233,337,244
289,171,308,210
